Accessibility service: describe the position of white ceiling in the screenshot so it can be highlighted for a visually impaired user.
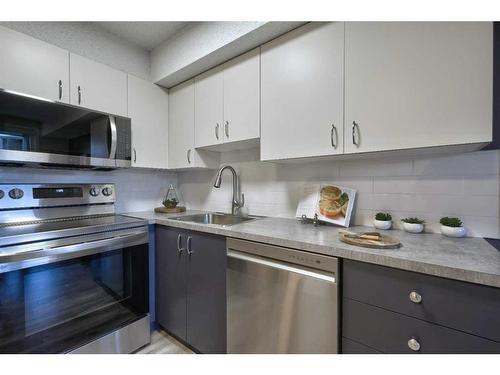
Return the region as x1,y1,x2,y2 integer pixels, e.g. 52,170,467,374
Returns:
95,22,189,50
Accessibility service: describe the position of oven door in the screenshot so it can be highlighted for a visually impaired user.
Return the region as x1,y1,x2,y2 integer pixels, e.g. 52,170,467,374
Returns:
0,229,148,353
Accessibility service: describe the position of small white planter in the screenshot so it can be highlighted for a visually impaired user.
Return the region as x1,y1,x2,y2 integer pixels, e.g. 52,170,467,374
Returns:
441,225,466,238
402,222,424,234
374,219,392,230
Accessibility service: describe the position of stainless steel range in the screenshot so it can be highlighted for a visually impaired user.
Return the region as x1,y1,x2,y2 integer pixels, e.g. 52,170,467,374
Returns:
0,183,150,354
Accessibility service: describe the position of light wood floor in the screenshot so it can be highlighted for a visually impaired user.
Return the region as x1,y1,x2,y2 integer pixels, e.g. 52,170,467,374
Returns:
136,330,194,354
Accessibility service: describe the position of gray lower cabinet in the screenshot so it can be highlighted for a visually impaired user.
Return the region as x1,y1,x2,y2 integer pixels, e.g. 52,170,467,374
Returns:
342,259,500,353
155,226,226,353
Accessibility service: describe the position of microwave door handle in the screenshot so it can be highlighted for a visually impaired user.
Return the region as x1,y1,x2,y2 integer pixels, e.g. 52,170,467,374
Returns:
108,115,118,159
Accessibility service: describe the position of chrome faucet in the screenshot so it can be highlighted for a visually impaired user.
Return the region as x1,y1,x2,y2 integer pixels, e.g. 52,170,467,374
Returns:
213,165,245,216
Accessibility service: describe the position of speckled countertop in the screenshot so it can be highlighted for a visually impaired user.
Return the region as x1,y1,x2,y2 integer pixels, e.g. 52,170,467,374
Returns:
124,210,500,288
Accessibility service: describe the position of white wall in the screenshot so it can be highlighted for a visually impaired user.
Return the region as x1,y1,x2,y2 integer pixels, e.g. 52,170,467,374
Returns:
0,167,177,213
151,21,303,87
178,149,500,238
0,22,151,80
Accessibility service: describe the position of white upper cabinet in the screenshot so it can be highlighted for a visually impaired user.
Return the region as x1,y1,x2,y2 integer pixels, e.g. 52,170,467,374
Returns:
0,26,69,102
222,48,260,144
169,80,195,169
344,22,493,154
194,66,224,148
69,53,128,116
260,22,345,161
169,80,219,169
194,48,261,150
128,75,169,169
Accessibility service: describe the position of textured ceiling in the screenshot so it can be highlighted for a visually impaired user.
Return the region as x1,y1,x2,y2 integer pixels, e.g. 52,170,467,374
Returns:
95,22,189,50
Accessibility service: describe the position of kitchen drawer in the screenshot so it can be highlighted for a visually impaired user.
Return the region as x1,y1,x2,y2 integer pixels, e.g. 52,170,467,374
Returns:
343,259,500,342
343,298,500,353
342,337,381,354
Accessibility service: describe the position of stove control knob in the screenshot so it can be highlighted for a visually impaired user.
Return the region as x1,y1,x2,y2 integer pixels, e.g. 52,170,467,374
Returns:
102,187,113,197
0,190,4,199
89,187,100,197
9,188,24,199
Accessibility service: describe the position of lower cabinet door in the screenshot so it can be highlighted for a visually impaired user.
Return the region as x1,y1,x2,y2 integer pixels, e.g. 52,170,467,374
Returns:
156,226,188,341
186,232,226,353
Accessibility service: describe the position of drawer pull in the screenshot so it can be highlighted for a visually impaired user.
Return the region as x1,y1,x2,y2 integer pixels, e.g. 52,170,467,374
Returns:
409,291,423,304
407,337,421,352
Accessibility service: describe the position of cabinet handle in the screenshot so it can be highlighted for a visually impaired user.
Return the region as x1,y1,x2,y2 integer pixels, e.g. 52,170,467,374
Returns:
407,337,421,352
187,149,191,164
330,124,338,149
58,80,63,100
78,85,82,105
177,234,184,254
215,123,220,140
133,148,137,163
187,236,193,256
352,121,360,147
409,291,423,304
224,121,229,138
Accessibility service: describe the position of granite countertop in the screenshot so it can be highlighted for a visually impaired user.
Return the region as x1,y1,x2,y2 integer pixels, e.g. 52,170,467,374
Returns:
123,210,500,288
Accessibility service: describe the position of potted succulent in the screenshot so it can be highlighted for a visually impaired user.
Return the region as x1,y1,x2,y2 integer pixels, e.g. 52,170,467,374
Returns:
401,217,425,233
374,212,392,230
440,217,466,238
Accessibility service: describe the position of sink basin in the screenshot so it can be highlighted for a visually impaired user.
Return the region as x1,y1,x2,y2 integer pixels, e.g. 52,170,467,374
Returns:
169,213,257,227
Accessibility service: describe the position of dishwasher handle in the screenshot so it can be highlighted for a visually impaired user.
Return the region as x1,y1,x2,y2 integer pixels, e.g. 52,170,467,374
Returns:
227,249,336,284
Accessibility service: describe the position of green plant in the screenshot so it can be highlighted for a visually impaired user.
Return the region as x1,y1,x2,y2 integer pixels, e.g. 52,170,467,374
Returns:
440,217,463,227
338,192,349,206
402,217,425,224
162,198,178,208
375,212,392,221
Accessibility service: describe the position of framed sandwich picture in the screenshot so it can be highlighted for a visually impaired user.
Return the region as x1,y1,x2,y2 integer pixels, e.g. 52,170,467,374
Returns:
295,183,356,227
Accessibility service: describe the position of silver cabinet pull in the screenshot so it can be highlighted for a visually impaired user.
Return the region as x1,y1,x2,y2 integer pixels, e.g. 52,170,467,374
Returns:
330,124,338,149
187,236,193,256
407,337,421,352
224,121,229,138
133,148,137,163
177,234,184,254
58,80,63,100
352,121,360,147
187,149,191,164
215,123,220,140
77,85,82,105
409,291,422,304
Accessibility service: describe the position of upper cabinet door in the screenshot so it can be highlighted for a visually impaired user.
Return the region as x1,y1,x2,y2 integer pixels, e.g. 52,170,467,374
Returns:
69,53,128,116
261,22,344,161
194,67,224,148
222,48,260,144
169,80,196,169
128,75,169,169
344,22,493,154
0,26,69,103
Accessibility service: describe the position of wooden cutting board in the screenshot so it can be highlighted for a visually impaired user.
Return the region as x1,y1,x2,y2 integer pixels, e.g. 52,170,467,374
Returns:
339,233,401,249
154,206,186,214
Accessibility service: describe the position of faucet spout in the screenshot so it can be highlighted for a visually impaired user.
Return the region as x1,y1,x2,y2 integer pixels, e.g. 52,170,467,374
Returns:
213,165,244,215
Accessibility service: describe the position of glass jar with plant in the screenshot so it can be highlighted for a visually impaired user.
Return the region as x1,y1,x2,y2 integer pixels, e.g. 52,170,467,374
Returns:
374,212,392,230
440,217,466,238
401,217,425,234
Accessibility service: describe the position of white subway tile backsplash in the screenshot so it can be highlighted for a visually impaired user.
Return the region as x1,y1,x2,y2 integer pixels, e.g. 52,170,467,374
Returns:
413,150,500,176
339,158,413,177
179,149,500,238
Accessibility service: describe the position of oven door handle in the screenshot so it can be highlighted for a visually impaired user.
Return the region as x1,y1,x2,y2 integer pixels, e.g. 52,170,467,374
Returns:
108,115,118,159
0,230,148,273
227,249,336,283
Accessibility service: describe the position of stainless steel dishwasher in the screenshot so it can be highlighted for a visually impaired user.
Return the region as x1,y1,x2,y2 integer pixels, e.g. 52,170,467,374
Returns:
226,238,338,354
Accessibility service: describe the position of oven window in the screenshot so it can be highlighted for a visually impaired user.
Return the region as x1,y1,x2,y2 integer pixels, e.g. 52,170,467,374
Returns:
0,244,148,354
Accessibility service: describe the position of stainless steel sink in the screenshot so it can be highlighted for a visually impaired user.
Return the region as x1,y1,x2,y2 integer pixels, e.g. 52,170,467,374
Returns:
169,213,257,227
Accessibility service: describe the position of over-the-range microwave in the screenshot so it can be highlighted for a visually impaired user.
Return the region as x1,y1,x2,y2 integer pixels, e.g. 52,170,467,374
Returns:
0,89,131,170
